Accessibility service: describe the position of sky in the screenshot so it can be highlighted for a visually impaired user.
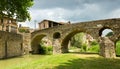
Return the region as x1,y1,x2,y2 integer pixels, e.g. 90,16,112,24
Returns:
19,0,120,29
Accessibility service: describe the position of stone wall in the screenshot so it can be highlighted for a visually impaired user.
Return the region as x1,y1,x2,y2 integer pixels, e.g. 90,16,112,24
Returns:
99,37,116,58
21,33,31,54
0,31,23,59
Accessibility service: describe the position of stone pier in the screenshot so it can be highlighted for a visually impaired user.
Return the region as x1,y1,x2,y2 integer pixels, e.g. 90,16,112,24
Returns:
99,37,116,58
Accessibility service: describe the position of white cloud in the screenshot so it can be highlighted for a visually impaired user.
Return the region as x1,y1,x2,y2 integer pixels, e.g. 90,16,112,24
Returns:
109,9,120,18
20,0,120,29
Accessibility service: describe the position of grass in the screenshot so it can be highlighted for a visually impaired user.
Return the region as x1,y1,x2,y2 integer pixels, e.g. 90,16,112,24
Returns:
0,53,120,69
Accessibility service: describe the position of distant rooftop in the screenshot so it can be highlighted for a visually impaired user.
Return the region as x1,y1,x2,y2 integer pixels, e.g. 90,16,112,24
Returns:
39,19,70,24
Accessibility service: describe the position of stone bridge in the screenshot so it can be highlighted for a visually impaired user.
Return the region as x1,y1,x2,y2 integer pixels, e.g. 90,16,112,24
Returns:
31,18,120,58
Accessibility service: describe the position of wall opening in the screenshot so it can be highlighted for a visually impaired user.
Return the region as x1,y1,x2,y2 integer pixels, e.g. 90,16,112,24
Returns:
31,35,46,54
31,35,53,54
99,28,113,37
61,31,99,53
53,32,61,39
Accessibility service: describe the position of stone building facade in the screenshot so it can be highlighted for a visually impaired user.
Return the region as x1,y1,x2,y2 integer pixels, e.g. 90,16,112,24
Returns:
0,17,18,33
38,19,70,30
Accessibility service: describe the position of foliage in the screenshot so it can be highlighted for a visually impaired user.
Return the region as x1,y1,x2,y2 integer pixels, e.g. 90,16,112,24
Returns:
71,33,85,48
87,40,99,53
116,41,120,55
105,32,113,36
0,0,34,22
39,39,53,55
39,45,53,55
80,43,88,52
18,28,30,33
70,32,100,53
88,44,99,53
91,40,98,46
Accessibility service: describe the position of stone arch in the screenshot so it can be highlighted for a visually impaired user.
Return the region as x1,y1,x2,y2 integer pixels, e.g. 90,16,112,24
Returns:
31,34,46,54
61,30,93,53
99,27,114,37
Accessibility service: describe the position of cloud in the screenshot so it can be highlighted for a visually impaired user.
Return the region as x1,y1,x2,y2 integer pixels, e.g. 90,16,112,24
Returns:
109,9,120,18
20,0,120,28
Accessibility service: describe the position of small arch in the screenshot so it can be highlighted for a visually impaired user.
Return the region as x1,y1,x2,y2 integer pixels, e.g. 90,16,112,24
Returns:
31,34,46,54
53,32,61,39
99,27,114,37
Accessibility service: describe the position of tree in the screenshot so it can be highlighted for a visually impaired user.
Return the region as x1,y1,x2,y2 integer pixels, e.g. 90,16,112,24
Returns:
0,0,33,22
106,32,113,37
71,33,85,48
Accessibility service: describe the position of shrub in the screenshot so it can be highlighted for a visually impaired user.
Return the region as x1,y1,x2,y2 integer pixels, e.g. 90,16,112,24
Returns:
91,40,98,46
39,46,53,55
80,43,88,52
116,41,120,55
88,45,99,53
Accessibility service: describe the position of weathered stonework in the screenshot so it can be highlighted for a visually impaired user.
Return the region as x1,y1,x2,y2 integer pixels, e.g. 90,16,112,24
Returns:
0,31,22,59
52,39,62,54
21,33,31,54
31,18,120,58
99,37,116,58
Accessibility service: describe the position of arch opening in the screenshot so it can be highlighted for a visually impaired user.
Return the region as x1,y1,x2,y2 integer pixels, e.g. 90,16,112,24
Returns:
61,31,99,53
99,28,113,37
31,34,52,54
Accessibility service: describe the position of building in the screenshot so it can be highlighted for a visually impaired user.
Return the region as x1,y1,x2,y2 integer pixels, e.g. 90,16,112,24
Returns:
0,17,18,33
38,19,70,30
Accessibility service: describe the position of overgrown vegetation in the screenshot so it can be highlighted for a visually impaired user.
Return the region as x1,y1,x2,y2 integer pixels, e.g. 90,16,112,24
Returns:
116,41,120,55
88,40,99,53
71,33,85,48
70,33,99,53
39,40,53,55
18,28,30,33
39,45,53,55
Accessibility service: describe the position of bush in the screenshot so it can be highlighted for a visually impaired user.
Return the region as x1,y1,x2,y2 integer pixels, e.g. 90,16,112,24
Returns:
87,40,99,53
80,43,88,52
88,45,99,53
116,41,120,55
91,40,98,46
39,46,53,55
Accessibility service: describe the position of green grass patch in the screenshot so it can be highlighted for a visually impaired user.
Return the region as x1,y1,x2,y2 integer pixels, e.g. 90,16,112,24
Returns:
0,53,120,69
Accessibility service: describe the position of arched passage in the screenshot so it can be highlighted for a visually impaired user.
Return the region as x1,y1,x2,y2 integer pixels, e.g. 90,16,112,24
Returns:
61,31,82,53
31,34,46,54
61,30,96,53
